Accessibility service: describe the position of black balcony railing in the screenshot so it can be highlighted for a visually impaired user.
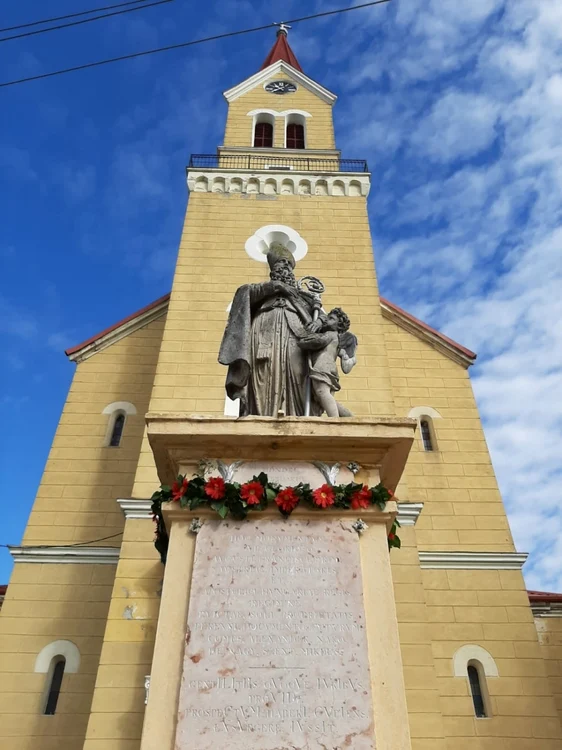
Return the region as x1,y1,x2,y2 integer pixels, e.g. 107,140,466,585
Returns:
188,154,368,173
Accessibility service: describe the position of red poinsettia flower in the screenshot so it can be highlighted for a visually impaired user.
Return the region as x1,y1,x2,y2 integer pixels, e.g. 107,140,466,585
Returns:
312,484,335,509
275,487,299,514
205,476,226,500
171,477,189,502
387,488,394,498
388,532,396,541
240,481,264,505
351,486,372,510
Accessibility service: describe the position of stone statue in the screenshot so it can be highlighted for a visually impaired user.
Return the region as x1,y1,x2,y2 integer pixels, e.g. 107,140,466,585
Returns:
297,307,358,417
218,243,358,417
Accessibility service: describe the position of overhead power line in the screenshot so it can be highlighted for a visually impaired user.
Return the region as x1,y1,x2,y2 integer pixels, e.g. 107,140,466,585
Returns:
0,0,150,34
0,0,174,44
0,0,392,89
0,532,124,550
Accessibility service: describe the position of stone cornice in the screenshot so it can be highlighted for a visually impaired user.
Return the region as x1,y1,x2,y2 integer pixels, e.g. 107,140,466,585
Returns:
419,551,528,570
117,497,422,527
117,498,153,519
9,546,120,564
187,169,371,197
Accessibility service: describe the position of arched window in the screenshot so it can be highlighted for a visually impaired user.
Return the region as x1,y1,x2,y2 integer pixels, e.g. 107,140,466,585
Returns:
286,122,305,149
467,663,487,718
44,657,65,715
420,419,433,451
102,401,136,447
453,645,496,719
109,411,126,447
254,121,273,148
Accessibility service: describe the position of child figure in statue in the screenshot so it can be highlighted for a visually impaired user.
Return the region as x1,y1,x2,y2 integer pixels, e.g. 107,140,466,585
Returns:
298,307,358,417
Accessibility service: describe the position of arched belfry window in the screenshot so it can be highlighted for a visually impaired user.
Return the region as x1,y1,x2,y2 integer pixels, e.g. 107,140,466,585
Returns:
467,663,487,718
254,121,273,148
109,411,126,447
286,122,305,149
420,419,433,451
44,657,66,715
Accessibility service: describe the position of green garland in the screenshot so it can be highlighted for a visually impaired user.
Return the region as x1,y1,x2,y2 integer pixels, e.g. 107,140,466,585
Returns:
151,471,401,563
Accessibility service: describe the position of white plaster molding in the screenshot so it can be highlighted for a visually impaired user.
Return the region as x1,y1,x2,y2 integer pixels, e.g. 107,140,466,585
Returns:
246,108,280,117
102,401,137,416
245,224,308,264
9,546,120,564
187,170,370,198
279,109,312,118
35,640,81,674
419,551,528,570
118,498,423,526
117,498,153,520
532,604,562,617
407,406,442,420
67,297,168,363
396,503,423,526
224,60,337,105
453,645,499,677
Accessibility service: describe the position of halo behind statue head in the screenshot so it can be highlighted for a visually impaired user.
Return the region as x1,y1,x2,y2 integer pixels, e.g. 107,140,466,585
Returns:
267,242,296,270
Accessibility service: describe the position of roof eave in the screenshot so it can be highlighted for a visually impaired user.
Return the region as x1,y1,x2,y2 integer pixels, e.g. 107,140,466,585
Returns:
223,60,337,105
380,297,477,368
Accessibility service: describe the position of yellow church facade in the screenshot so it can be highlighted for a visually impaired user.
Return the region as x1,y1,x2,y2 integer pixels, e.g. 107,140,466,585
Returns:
1,30,561,750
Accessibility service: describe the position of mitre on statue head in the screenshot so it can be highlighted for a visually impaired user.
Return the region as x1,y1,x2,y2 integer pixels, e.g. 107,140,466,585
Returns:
266,241,296,269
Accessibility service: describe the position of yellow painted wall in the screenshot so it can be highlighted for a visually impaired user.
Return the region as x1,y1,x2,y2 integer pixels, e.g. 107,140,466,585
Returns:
3,56,562,750
536,616,562,730
224,71,335,150
0,317,165,750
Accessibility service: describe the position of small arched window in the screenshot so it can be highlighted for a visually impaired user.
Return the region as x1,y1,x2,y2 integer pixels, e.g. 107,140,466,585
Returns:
254,121,273,148
420,419,433,451
109,412,126,447
286,122,305,149
467,663,487,718
44,657,66,715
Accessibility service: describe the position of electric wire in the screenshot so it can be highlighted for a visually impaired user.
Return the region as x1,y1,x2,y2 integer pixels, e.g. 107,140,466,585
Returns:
0,0,173,44
0,0,151,34
0,0,392,89
0,532,124,550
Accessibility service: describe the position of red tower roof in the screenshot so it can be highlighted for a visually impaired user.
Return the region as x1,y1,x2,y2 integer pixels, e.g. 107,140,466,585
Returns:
261,27,303,73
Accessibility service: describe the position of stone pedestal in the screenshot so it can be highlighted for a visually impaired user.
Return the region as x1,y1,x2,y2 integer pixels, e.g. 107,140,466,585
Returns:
140,416,416,750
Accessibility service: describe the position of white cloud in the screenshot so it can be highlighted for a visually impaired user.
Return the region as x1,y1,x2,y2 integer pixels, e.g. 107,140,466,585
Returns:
410,91,499,162
327,0,562,591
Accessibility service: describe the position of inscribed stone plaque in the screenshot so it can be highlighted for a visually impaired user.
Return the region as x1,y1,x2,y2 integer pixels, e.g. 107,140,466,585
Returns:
175,519,375,749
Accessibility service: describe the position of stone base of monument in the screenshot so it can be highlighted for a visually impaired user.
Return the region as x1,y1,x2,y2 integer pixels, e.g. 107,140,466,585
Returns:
141,416,416,750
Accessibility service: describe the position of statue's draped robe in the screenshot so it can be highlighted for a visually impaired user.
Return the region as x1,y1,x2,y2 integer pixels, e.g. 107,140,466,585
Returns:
218,281,318,416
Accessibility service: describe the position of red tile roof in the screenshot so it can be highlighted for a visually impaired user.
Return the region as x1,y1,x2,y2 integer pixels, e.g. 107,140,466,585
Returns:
65,293,170,357
528,590,562,603
261,30,303,72
380,297,477,361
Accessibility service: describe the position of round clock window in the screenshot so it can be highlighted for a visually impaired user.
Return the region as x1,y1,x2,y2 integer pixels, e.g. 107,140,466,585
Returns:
264,81,297,95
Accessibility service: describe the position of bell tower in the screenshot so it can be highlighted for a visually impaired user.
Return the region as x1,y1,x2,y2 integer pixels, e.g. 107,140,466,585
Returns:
132,29,394,497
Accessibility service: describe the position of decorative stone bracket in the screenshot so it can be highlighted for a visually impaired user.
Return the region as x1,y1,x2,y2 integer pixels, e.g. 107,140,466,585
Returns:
187,169,371,197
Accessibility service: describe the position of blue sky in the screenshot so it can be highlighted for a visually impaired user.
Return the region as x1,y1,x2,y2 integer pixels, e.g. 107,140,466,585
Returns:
1,0,561,589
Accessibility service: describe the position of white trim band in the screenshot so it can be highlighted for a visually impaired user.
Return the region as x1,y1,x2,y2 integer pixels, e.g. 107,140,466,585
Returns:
419,551,528,570
187,170,370,197
117,498,153,519
117,498,422,525
9,546,120,564
397,503,423,526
